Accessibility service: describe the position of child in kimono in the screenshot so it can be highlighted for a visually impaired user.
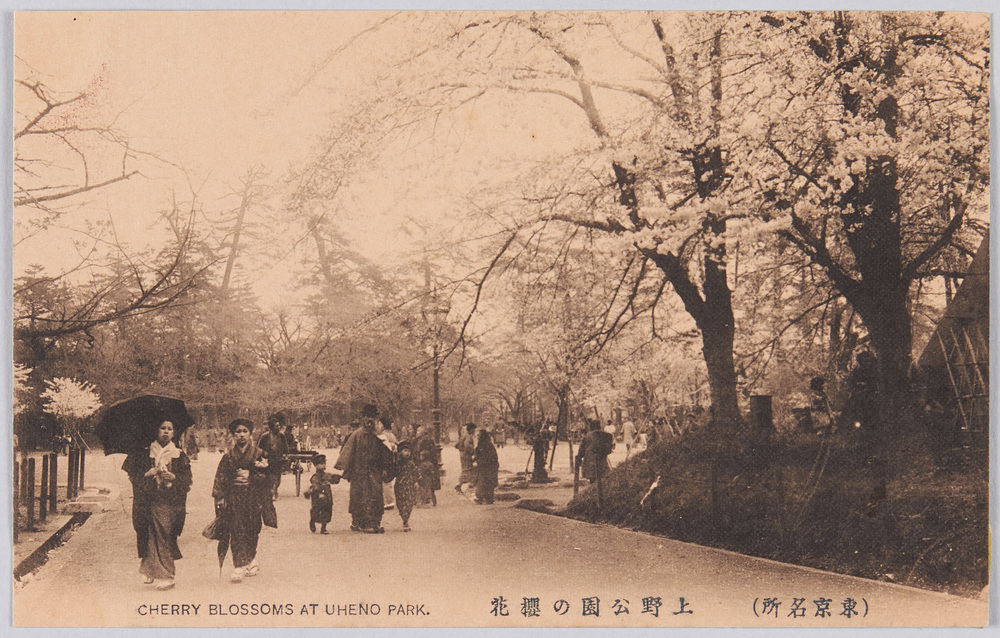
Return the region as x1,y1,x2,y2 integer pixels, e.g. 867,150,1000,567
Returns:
393,441,419,531
304,454,338,534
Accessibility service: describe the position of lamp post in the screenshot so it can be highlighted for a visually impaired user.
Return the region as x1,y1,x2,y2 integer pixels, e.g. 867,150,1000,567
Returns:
422,260,450,444
432,343,442,444
422,295,450,446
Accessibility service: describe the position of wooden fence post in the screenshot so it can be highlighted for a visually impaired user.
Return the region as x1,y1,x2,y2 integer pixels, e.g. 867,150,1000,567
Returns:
67,449,77,501
20,458,28,502
49,453,58,513
26,458,36,531
78,448,86,491
74,447,81,498
40,455,49,523
13,461,20,543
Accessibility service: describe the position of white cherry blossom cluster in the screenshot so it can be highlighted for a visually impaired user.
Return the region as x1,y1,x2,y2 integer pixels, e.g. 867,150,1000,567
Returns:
41,377,102,420
13,363,33,416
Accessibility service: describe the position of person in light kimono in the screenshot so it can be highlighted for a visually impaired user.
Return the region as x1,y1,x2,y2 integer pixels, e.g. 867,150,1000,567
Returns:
454,423,477,494
377,417,398,510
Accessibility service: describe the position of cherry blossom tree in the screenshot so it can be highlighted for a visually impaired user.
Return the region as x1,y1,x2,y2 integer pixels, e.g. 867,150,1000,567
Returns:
395,11,987,437
408,12,769,430
13,70,217,369
41,376,102,446
749,11,990,433
13,363,34,417
41,376,102,419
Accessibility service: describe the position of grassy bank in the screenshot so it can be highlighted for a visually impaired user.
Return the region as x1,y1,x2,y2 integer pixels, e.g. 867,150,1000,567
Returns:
562,429,988,598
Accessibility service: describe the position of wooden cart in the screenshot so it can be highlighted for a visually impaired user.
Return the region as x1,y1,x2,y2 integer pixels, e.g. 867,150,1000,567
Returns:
283,451,318,497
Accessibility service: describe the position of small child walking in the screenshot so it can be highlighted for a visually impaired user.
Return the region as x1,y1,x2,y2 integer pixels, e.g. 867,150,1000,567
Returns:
304,455,339,534
393,441,419,531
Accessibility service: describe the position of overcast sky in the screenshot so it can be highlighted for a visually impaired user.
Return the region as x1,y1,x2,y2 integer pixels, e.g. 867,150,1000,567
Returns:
14,12,591,307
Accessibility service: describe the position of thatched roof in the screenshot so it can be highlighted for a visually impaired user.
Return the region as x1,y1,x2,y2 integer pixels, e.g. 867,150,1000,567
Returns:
916,235,990,370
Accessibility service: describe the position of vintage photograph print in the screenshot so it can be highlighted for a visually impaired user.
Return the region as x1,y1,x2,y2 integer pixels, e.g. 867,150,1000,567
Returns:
11,11,990,628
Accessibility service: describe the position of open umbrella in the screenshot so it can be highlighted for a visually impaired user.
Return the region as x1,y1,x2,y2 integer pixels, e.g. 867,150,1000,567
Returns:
95,395,196,455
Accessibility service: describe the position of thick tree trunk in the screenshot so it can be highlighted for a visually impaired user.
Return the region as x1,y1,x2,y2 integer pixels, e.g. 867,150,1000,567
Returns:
838,151,914,437
698,240,741,429
864,309,911,395
550,385,570,471
699,312,741,428
853,289,913,436
644,246,743,432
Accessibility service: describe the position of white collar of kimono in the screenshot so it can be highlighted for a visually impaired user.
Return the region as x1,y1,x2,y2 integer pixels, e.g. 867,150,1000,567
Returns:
150,439,181,470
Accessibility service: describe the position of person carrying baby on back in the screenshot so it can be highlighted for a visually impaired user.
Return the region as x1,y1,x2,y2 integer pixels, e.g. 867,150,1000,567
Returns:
304,454,340,534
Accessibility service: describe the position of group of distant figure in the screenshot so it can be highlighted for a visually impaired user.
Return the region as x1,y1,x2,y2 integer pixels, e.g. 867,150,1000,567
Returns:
191,422,332,458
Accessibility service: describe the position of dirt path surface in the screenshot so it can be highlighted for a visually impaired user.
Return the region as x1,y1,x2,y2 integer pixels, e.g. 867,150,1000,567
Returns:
13,443,987,628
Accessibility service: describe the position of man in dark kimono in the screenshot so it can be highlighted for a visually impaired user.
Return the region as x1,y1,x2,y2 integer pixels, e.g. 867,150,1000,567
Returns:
575,419,615,508
529,423,551,483
472,429,499,504
335,405,394,533
283,424,298,453
258,413,289,500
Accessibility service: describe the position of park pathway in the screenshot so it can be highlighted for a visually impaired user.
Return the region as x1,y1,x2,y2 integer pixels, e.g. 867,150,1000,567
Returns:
13,442,987,628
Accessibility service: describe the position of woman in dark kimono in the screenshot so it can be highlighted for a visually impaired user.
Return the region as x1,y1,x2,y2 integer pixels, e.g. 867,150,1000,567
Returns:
472,428,499,505
393,441,419,531
123,421,192,590
334,406,394,533
415,426,440,506
213,419,275,583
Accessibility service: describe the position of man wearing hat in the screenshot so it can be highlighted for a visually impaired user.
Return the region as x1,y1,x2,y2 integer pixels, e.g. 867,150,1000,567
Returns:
259,413,289,500
575,418,615,508
334,404,395,533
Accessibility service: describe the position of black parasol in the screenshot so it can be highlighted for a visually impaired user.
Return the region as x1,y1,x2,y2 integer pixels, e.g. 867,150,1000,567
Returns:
95,395,196,455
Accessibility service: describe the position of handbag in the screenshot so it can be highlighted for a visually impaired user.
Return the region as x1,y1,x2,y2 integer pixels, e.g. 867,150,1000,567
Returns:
202,515,225,541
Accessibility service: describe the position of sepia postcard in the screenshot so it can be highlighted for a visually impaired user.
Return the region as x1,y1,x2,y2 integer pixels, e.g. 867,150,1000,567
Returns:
9,9,991,628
